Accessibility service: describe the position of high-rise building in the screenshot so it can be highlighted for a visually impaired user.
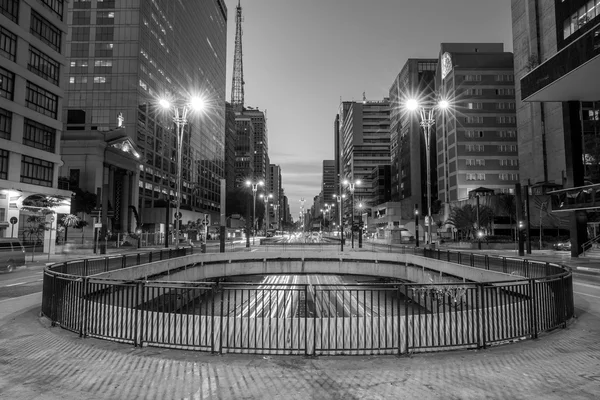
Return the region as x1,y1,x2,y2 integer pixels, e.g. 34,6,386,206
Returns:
322,160,336,207
61,0,228,232
339,98,391,219
268,163,281,226
0,0,72,242
389,59,438,222
435,44,519,206
234,115,254,187
512,0,599,254
224,103,236,193
243,107,268,185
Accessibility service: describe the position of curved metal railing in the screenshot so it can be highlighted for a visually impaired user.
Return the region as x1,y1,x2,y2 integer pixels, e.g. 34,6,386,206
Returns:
41,246,573,355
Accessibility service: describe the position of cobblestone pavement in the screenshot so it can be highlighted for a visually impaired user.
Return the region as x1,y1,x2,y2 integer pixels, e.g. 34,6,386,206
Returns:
0,304,599,400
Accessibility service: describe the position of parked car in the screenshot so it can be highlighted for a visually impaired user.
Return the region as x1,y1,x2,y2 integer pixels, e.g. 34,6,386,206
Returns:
553,240,572,251
0,238,26,273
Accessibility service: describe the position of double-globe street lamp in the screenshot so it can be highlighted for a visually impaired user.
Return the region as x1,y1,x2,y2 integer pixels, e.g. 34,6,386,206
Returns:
333,193,346,251
260,193,273,233
320,203,332,235
343,179,361,249
159,96,205,249
405,97,449,246
245,179,264,246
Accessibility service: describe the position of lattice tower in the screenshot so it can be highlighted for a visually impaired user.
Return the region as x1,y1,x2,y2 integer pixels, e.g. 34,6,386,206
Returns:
231,0,244,111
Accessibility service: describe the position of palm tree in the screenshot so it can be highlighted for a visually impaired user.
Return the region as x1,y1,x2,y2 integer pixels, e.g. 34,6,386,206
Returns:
445,204,494,240
61,214,80,244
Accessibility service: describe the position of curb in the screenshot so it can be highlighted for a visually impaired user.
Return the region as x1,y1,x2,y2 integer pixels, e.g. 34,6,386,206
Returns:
574,266,600,274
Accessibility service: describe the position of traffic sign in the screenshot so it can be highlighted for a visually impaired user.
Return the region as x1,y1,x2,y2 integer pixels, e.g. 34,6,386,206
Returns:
9,217,17,225
174,212,182,220
94,223,102,228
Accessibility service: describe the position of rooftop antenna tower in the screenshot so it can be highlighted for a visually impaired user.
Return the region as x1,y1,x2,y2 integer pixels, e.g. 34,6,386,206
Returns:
231,0,245,111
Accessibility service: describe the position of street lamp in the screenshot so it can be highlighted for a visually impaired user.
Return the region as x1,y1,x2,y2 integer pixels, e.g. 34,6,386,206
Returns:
333,193,346,251
159,95,205,249
405,97,449,246
414,205,420,247
245,179,264,245
343,179,361,249
260,193,273,233
358,202,364,248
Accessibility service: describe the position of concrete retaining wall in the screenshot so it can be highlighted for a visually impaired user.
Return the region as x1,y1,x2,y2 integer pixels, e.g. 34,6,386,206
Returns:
93,251,523,284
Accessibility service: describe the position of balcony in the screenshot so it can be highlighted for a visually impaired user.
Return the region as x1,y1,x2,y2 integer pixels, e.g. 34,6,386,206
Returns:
521,25,600,102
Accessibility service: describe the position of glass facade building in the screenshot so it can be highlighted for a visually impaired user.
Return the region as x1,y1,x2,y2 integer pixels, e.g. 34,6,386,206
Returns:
63,0,227,227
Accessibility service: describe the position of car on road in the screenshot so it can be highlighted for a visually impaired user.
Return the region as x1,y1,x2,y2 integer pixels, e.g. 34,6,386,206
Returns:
553,240,572,251
0,238,26,273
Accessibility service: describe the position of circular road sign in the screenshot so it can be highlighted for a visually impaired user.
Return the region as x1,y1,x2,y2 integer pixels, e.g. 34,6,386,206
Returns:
174,212,182,220
9,217,17,225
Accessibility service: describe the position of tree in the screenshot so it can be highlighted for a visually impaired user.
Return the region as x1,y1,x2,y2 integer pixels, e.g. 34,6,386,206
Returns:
445,204,494,240
497,194,518,240
61,214,81,243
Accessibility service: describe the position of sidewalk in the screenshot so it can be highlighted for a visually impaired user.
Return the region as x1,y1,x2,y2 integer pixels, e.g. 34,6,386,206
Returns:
0,246,599,398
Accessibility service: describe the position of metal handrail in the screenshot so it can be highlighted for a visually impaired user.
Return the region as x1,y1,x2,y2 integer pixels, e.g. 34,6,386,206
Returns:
582,233,600,255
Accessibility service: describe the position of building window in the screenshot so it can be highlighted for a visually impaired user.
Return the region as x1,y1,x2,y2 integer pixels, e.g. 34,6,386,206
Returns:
0,0,19,23
499,130,516,138
0,66,15,100
465,116,484,124
465,88,483,96
467,102,483,110
464,74,482,81
466,144,484,152
0,149,7,179
498,116,516,124
0,26,17,62
498,144,517,152
25,81,58,118
28,46,60,85
93,76,107,83
495,74,514,81
21,155,53,187
496,88,515,96
39,0,64,20
23,118,56,153
497,102,516,110
30,10,62,53
0,107,11,140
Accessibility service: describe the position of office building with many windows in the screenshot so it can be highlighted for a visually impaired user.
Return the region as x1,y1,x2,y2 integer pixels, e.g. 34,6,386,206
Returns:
435,43,519,207
0,0,71,245
389,59,438,222
61,0,227,235
338,98,391,221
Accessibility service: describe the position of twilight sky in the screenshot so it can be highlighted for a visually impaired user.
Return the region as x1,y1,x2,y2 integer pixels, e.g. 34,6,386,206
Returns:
223,0,514,219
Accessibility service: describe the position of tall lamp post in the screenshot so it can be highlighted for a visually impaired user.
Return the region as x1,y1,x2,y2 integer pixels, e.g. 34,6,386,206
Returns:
343,179,361,249
334,194,346,251
272,203,279,232
159,96,205,249
406,97,449,246
245,179,264,245
260,193,273,233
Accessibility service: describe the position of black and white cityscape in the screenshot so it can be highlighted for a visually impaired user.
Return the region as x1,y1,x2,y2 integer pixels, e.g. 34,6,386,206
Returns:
0,0,600,399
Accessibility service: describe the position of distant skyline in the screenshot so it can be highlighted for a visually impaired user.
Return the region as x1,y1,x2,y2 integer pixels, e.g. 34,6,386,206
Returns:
224,0,514,219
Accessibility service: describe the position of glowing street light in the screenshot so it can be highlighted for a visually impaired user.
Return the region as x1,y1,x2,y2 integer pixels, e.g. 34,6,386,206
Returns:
405,97,450,246
246,179,264,246
159,95,205,249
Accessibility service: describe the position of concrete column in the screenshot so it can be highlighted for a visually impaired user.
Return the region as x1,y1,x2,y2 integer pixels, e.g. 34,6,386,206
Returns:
131,169,140,230
121,172,130,232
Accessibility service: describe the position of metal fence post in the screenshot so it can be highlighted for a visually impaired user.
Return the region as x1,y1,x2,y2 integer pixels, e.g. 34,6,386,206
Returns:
478,283,486,349
79,277,89,338
485,255,489,270
529,278,538,339
121,255,126,269
105,256,109,272
50,274,57,326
